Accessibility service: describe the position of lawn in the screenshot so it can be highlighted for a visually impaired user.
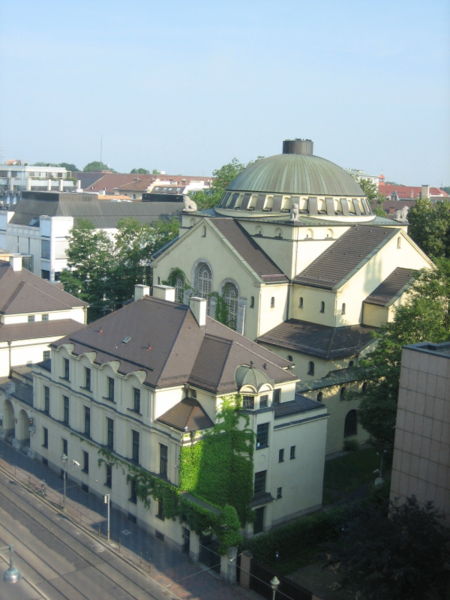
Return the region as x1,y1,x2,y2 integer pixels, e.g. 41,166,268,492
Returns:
323,446,382,505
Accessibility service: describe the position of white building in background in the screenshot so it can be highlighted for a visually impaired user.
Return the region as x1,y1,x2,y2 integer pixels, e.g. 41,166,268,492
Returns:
0,162,76,196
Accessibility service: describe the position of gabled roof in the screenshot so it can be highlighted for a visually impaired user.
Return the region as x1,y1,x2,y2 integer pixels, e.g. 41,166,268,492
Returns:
53,296,297,392
294,225,397,289
158,397,214,432
0,262,86,314
258,319,375,359
364,267,417,306
210,218,288,283
379,183,449,199
0,319,84,342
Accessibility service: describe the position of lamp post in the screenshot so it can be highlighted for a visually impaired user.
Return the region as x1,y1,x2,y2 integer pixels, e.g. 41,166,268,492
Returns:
104,493,111,541
270,575,280,600
1,545,20,584
61,454,68,509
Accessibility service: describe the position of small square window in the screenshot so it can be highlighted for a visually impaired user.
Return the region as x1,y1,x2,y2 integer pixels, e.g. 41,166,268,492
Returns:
42,313,49,321
28,314,35,323
243,395,254,409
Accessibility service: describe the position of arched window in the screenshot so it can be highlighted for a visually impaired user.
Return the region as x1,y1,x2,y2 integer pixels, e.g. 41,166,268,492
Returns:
308,361,315,376
194,263,212,299
344,410,358,437
174,276,184,303
340,386,346,400
222,282,238,330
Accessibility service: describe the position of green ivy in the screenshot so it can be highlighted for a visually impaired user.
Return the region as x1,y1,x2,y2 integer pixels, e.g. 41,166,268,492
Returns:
97,397,252,552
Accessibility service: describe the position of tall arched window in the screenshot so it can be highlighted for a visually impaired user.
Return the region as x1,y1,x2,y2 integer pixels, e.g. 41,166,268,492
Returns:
174,276,184,303
222,282,238,330
344,410,358,437
194,263,212,299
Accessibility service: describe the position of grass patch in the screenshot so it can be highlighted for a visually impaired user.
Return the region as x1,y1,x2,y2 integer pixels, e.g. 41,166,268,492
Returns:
323,447,380,505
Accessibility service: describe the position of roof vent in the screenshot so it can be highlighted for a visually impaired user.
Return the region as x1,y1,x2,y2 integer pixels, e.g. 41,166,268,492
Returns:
282,139,313,156
122,336,132,344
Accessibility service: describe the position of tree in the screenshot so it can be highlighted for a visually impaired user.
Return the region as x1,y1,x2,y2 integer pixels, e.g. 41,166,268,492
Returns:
130,168,150,174
407,198,450,258
191,158,247,210
83,161,114,172
60,218,179,320
356,259,450,454
358,178,387,217
58,162,79,172
327,496,450,600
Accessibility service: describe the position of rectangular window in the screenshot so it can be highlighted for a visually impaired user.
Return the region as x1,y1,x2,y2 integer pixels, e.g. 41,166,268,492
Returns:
42,313,49,321
131,430,139,464
256,423,269,449
273,389,281,405
106,377,114,402
277,487,282,499
43,350,50,361
84,406,90,437
44,386,50,414
41,239,50,259
63,396,69,426
159,444,168,479
260,395,268,409
243,395,254,409
132,388,140,413
62,438,68,457
290,445,296,460
42,427,48,448
254,470,267,495
105,464,112,488
278,448,284,463
82,450,89,473
28,314,35,323
129,479,137,503
156,499,165,520
63,358,70,381
84,367,91,391
253,506,265,534
107,418,114,450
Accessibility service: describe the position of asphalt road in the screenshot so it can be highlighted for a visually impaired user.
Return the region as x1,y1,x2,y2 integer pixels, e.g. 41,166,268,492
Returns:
0,467,175,600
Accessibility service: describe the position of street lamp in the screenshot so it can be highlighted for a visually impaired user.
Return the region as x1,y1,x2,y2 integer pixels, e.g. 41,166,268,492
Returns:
1,545,20,584
61,454,68,509
270,575,280,600
104,493,111,541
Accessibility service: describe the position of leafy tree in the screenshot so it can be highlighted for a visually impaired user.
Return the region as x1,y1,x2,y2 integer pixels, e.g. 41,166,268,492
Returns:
407,198,450,258
151,169,161,175
83,161,114,172
191,158,247,210
357,259,450,454
33,162,58,166
358,178,387,217
60,218,179,320
130,168,150,174
327,496,450,600
58,162,79,172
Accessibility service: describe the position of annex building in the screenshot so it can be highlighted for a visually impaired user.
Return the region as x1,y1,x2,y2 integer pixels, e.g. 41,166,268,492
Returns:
152,139,433,454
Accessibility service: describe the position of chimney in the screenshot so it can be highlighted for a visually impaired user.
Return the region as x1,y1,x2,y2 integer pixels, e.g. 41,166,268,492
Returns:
10,254,22,272
152,284,176,302
134,284,150,301
282,138,313,156
420,185,430,199
190,296,207,326
76,179,81,192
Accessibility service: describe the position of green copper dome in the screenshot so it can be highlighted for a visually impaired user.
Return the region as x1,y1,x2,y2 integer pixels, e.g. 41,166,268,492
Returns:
228,153,364,197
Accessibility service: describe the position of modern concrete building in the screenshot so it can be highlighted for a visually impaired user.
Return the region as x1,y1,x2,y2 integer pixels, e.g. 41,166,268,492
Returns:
152,138,434,454
0,162,76,196
390,341,450,522
0,255,87,377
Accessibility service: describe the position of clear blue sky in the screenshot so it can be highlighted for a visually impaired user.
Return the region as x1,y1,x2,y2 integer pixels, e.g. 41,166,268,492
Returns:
1,0,449,186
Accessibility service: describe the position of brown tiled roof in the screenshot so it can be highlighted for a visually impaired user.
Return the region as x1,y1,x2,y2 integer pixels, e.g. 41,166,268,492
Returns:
294,225,397,289
211,218,288,283
53,296,297,392
0,319,85,342
0,262,87,314
364,267,417,306
257,319,375,359
158,397,214,432
379,183,449,199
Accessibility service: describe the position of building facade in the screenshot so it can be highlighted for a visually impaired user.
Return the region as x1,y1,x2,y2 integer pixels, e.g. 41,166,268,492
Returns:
152,139,433,454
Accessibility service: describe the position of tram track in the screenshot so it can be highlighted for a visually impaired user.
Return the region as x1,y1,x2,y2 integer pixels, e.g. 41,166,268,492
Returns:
0,464,178,600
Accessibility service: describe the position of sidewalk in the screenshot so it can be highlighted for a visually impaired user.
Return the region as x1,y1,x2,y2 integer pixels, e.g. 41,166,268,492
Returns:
0,440,261,600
